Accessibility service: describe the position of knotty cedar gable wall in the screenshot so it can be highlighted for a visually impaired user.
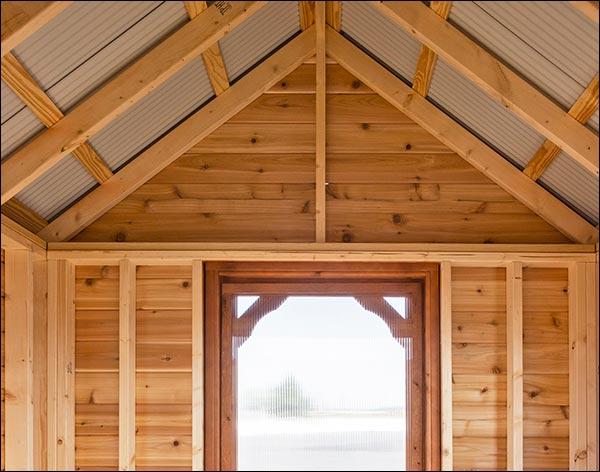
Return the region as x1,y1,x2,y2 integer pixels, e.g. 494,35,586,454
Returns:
2,247,598,471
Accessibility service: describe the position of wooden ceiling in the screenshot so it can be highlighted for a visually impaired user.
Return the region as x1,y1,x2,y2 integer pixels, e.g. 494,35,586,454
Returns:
0,1,598,244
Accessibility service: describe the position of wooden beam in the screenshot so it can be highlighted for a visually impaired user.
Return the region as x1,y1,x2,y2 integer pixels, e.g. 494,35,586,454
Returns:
184,1,230,96
4,249,34,470
506,262,523,470
412,1,451,97
439,261,452,471
2,198,48,234
119,259,136,471
1,1,73,56
326,1,341,31
569,263,588,470
0,1,266,204
315,2,326,242
1,52,113,183
524,73,599,180
32,253,47,471
326,28,599,244
373,1,599,176
38,27,316,242
46,259,74,470
299,1,315,30
192,260,204,471
1,214,46,254
571,1,600,23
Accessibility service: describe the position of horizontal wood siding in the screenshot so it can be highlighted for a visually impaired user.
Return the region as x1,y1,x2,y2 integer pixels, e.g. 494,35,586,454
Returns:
74,64,568,243
452,267,507,470
136,266,192,469
75,266,120,470
523,268,569,471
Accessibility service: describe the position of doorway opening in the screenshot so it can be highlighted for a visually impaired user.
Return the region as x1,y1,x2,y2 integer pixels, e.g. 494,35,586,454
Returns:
205,263,440,471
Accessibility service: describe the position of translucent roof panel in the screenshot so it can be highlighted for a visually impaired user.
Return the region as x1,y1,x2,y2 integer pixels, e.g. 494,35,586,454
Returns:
220,1,300,82
341,1,421,84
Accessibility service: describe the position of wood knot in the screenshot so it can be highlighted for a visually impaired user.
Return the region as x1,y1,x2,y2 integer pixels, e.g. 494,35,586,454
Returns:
85,278,94,286
529,390,539,398
250,137,257,143
182,281,190,288
480,386,488,394
342,232,352,243
280,81,287,88
115,232,126,242
392,214,403,224
492,366,501,374
351,80,361,89
405,143,412,150
173,440,180,447
361,123,370,130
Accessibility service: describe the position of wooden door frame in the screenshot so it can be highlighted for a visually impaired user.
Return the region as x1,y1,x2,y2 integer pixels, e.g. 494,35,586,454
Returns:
204,262,441,470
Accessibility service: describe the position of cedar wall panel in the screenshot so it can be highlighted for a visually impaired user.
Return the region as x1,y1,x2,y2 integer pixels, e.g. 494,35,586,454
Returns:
522,268,569,471
1,249,4,472
452,267,507,471
73,64,569,243
74,266,120,471
136,266,193,470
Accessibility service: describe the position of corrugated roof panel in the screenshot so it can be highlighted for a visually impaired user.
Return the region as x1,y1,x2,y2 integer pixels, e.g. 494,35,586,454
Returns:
341,1,421,84
588,109,599,133
538,151,599,225
449,1,599,110
43,2,188,113
220,1,300,82
428,58,546,168
88,56,213,171
1,107,44,160
15,154,97,221
12,2,163,90
1,80,24,123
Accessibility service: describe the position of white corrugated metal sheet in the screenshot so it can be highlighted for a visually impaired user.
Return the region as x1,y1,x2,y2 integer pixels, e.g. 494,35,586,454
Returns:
449,1,599,110
341,1,421,84
12,1,188,114
1,80,24,123
89,56,213,172
15,154,97,221
220,1,300,82
539,151,599,225
588,110,599,132
428,58,546,168
1,106,44,160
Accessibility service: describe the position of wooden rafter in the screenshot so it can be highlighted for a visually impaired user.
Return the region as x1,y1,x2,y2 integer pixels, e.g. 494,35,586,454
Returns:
326,1,342,31
1,52,113,183
315,2,326,242
571,1,600,23
38,27,317,242
326,27,598,244
299,1,315,30
184,1,230,96
412,2,452,96
524,73,599,180
0,1,266,205
1,198,47,234
1,1,73,56
373,1,599,176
